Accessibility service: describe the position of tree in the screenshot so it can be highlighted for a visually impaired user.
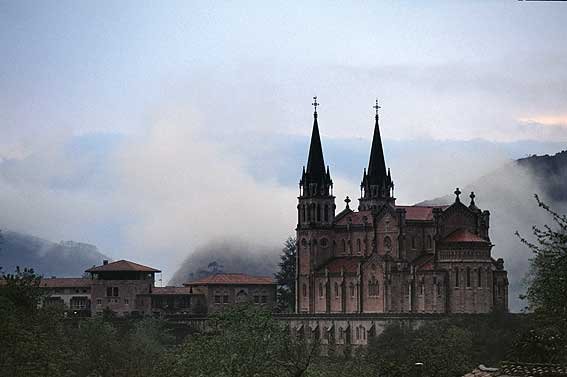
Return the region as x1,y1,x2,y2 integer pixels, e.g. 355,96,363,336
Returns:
516,195,567,319
275,237,297,312
514,195,567,363
366,321,474,377
164,305,317,377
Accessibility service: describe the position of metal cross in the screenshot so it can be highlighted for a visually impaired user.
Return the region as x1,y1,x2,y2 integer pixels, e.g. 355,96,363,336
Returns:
312,96,319,113
344,195,351,209
454,187,461,201
373,98,381,117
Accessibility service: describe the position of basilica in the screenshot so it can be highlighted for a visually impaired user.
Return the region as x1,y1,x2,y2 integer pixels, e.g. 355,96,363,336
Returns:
295,99,508,314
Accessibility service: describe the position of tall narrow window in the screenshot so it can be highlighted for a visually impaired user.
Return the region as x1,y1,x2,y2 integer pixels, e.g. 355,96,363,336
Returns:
319,283,323,297
317,204,321,222
334,282,339,298
350,283,355,297
455,269,460,287
411,237,416,249
342,240,346,253
427,235,432,249
307,205,311,221
478,269,482,287
357,239,361,253
466,267,471,287
302,284,307,298
324,205,329,222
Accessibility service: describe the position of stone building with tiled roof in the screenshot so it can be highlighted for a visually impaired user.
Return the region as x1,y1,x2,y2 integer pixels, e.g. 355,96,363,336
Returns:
185,273,276,313
296,99,508,314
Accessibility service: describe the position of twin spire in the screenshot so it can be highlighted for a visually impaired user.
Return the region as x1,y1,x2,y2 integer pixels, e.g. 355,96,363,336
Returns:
300,97,393,205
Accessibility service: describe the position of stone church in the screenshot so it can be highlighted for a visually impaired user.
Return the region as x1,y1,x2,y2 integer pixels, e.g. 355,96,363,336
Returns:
295,99,508,314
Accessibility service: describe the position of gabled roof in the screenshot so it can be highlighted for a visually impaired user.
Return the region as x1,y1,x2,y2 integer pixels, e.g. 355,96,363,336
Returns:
396,205,448,221
335,210,372,225
443,229,489,243
85,260,161,273
185,273,274,286
317,257,364,273
40,278,91,288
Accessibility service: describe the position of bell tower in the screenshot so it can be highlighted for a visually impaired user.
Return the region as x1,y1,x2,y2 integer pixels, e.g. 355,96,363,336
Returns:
359,99,395,210
297,96,335,228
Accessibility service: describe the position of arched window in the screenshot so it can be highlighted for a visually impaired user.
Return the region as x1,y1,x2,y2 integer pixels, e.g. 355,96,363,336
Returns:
357,239,361,253
466,267,471,287
342,240,346,253
420,281,424,295
349,283,355,297
384,236,392,253
324,205,329,222
317,204,321,222
478,269,482,287
319,283,323,297
302,284,307,297
368,276,379,297
307,205,312,221
427,235,432,249
334,282,339,298
411,236,416,249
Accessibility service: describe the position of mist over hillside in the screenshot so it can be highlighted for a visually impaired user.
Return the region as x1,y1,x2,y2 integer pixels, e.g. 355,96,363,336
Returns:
168,238,281,286
419,150,567,311
0,230,108,277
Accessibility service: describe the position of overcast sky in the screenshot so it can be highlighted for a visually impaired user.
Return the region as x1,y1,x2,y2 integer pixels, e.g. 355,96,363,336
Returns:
1,1,566,288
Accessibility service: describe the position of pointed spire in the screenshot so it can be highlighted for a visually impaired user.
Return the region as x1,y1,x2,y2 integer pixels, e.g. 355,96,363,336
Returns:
305,97,326,183
367,99,388,185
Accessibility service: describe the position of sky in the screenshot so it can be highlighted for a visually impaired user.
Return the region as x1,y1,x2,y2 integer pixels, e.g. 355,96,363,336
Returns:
1,1,567,307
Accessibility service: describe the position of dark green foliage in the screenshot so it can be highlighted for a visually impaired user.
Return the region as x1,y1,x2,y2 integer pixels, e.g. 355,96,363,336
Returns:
162,305,317,377
275,237,296,312
514,196,567,363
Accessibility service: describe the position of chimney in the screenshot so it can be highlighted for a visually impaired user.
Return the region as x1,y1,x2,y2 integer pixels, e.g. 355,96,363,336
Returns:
103,260,108,265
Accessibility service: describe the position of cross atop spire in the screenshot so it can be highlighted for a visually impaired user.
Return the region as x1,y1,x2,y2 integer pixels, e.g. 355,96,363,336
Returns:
373,98,381,119
312,96,319,116
454,187,462,202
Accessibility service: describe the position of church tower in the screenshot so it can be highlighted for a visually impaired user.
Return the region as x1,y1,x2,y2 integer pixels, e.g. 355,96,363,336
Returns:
297,97,335,228
359,100,395,211
296,97,335,314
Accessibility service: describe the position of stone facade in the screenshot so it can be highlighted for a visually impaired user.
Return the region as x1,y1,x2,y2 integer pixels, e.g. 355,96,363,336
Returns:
295,104,508,315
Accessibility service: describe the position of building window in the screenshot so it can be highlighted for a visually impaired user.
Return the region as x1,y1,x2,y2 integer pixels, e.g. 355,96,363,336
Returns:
368,276,379,297
466,267,471,287
420,282,424,295
106,287,113,297
342,240,346,253
317,204,321,222
261,295,267,304
124,298,129,305
254,295,260,304
478,269,482,287
96,298,102,305
357,239,361,253
214,295,221,304
411,236,416,249
113,287,119,297
437,283,441,296
455,269,460,287
334,282,339,298
319,283,323,298
427,235,432,249
223,295,229,304
349,283,355,298
384,236,392,253
324,205,329,222
302,284,307,298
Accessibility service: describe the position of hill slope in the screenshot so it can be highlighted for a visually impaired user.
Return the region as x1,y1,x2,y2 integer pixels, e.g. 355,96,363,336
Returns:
0,230,108,277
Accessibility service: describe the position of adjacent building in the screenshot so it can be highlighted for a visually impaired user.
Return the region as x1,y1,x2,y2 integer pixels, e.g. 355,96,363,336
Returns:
185,273,276,313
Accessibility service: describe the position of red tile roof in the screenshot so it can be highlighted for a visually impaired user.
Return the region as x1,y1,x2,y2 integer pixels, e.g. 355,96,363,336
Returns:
443,229,489,243
318,257,363,273
85,260,161,273
40,278,91,288
396,205,448,221
185,273,274,286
